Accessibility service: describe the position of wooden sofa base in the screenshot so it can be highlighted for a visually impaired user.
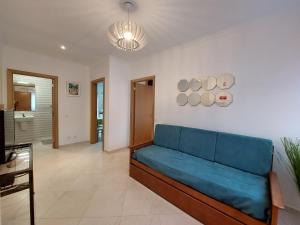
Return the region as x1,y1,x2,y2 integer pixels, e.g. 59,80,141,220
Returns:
130,160,270,225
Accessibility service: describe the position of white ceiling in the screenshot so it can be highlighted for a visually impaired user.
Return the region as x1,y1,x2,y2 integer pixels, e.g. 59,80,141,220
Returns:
0,0,298,65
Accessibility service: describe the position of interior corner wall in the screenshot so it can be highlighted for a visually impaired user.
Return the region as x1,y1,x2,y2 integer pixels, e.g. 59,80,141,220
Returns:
128,7,300,210
1,46,91,146
105,56,131,151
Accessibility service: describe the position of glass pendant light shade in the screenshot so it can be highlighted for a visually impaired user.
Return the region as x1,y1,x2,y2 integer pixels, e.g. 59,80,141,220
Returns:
107,21,147,51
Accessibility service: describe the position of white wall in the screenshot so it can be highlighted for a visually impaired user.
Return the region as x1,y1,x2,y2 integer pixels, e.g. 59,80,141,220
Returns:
1,46,90,145
0,38,3,105
89,56,131,151
105,56,131,151
128,8,300,209
90,57,109,81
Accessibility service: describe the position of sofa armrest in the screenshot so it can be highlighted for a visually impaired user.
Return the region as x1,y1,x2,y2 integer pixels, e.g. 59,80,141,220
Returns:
269,172,284,209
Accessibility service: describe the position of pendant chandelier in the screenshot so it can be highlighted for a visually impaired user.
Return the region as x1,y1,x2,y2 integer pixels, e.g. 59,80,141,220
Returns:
107,1,147,51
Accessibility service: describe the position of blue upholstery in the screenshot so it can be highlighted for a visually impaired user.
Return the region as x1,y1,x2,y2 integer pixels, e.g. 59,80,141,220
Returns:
153,124,182,150
133,145,270,221
179,127,217,161
215,132,273,176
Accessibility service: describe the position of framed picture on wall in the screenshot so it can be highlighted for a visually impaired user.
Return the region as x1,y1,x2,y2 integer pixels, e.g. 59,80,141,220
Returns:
67,81,80,96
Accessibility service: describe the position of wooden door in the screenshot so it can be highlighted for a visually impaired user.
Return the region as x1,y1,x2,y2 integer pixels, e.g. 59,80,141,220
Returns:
131,78,155,146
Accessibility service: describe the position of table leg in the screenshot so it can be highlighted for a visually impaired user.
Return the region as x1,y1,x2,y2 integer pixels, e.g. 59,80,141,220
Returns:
29,171,35,225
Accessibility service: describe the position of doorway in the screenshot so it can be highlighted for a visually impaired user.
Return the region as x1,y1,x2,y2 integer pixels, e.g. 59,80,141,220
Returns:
7,69,59,148
90,78,105,149
130,76,155,147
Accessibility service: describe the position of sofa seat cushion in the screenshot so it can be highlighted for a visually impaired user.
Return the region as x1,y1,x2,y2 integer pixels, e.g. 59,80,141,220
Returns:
133,145,270,221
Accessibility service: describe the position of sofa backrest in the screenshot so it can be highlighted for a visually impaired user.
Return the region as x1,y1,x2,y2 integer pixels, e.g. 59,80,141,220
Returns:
153,124,273,177
179,127,217,161
215,132,273,177
154,124,182,150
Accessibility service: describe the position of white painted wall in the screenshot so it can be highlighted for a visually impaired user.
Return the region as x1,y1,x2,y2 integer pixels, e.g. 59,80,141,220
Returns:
1,46,90,145
128,8,300,209
0,38,3,104
105,56,131,151
89,56,131,151
90,57,109,81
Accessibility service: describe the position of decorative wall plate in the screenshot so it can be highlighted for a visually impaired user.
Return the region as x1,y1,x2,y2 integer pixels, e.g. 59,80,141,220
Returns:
215,91,233,107
217,73,235,89
188,93,201,106
189,79,202,91
203,76,217,90
201,92,215,106
177,79,189,92
177,93,188,106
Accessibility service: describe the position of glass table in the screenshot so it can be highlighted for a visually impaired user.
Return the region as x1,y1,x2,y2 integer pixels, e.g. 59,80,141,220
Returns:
0,143,35,225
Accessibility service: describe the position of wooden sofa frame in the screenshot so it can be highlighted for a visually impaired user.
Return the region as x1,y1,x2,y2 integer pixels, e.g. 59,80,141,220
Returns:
129,141,284,225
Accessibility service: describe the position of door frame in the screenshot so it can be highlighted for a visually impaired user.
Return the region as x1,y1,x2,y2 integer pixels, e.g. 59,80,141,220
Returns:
129,75,155,147
7,69,59,148
90,78,105,149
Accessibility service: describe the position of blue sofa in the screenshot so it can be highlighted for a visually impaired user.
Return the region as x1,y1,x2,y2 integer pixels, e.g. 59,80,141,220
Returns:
130,124,284,225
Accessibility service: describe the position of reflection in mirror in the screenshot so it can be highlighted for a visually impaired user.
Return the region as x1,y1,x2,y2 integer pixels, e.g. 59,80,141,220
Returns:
13,82,36,111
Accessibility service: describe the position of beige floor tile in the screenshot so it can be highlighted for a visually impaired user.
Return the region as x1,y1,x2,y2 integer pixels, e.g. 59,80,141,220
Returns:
122,189,153,216
35,191,64,218
118,215,154,225
42,191,94,218
158,214,202,225
83,190,126,217
37,218,80,225
79,217,119,225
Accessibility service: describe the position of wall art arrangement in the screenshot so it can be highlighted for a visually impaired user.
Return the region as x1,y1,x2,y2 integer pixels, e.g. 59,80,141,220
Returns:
176,73,235,107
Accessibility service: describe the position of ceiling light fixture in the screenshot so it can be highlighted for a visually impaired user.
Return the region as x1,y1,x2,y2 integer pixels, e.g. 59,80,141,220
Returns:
107,0,146,51
60,45,66,50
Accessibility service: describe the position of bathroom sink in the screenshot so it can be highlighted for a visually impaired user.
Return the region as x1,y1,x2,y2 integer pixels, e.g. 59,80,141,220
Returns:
15,116,34,122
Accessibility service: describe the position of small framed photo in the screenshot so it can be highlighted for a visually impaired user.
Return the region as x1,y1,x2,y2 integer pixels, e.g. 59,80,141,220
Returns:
67,81,80,96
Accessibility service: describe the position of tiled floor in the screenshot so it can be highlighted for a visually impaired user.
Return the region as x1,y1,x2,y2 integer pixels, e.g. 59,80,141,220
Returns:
1,142,299,225
1,142,201,225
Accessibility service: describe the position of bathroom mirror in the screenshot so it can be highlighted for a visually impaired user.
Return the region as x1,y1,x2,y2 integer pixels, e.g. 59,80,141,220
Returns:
13,82,36,111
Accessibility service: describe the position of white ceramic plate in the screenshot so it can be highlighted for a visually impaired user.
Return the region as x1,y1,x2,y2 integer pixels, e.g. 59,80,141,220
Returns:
201,92,215,106
217,73,235,89
203,76,217,90
215,91,233,107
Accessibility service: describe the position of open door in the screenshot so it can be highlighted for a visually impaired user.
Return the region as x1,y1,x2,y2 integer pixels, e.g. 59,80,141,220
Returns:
90,78,105,149
7,69,59,149
130,76,155,146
